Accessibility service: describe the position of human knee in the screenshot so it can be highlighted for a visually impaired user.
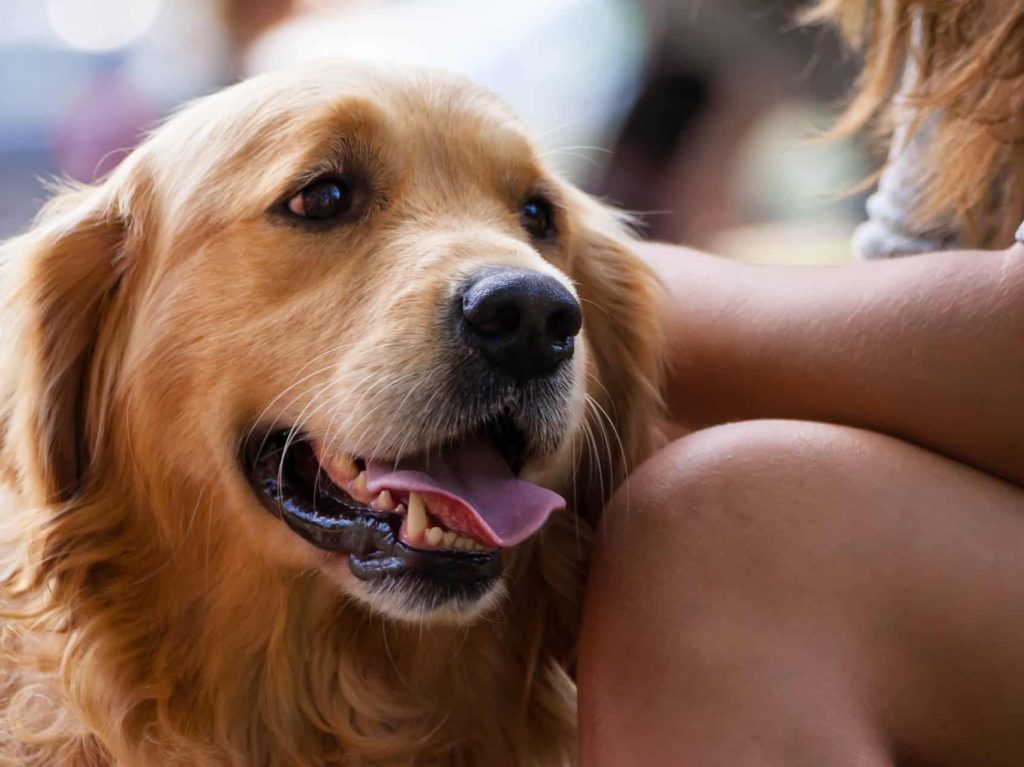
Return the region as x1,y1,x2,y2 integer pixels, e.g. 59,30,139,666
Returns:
600,419,880,552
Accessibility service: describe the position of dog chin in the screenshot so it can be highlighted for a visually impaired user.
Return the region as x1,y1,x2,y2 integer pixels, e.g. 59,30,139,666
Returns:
337,564,509,625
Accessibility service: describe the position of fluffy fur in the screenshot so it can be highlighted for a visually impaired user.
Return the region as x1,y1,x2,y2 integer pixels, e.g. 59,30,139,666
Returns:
805,0,1024,246
0,64,663,765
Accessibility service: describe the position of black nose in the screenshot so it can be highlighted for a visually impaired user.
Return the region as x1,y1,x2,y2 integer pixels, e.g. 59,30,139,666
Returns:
459,268,583,380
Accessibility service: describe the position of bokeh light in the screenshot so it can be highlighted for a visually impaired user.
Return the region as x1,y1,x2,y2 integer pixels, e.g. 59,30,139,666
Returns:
47,0,164,52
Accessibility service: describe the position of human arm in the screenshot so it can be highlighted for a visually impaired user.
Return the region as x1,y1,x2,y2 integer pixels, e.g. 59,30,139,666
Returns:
639,242,1024,486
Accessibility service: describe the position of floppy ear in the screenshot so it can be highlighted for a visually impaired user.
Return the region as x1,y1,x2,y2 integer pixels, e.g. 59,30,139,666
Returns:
567,192,665,517
1,179,143,503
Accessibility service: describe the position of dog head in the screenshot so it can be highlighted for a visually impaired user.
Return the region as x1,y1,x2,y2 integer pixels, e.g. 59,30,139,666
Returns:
0,61,661,762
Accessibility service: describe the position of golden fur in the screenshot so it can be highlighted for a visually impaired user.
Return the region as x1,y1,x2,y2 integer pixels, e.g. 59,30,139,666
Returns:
805,0,1024,246
0,63,663,765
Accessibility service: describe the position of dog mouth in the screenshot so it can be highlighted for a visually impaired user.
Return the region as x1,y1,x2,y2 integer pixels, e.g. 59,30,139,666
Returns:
242,416,565,588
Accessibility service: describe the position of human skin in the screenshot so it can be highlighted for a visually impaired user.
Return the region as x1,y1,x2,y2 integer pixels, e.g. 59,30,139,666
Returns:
642,243,1024,485
577,243,1024,766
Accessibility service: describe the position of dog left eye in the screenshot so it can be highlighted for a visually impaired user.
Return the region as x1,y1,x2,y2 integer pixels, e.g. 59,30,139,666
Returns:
287,177,352,221
520,196,556,240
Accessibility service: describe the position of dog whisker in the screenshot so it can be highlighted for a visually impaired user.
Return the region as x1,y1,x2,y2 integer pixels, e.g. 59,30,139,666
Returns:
242,349,355,454
586,393,627,501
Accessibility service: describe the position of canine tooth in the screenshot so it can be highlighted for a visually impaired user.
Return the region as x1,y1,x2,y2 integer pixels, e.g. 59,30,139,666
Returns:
406,493,427,538
456,537,473,550
442,531,457,547
352,471,369,499
374,490,395,511
426,527,444,546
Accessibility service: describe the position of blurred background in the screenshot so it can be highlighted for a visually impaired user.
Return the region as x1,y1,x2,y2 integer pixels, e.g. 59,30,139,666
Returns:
0,0,869,263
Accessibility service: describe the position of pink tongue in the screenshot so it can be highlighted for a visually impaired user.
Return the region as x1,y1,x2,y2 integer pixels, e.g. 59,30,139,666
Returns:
365,438,565,548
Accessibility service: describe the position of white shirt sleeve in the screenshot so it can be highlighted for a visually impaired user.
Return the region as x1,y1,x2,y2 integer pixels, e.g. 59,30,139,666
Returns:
853,113,961,260
853,14,962,260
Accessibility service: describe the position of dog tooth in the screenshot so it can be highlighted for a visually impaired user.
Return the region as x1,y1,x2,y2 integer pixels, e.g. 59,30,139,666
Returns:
457,537,473,550
352,471,369,499
374,490,395,511
406,493,427,538
442,531,457,547
426,527,444,546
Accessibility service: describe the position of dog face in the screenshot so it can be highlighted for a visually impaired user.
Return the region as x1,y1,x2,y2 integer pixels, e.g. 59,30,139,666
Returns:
128,67,595,622
2,63,662,628
0,62,663,763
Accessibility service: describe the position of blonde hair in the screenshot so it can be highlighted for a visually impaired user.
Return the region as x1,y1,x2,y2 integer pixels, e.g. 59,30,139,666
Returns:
805,0,1024,246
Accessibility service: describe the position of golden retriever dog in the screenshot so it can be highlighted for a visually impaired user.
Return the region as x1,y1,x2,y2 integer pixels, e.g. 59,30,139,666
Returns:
0,62,662,765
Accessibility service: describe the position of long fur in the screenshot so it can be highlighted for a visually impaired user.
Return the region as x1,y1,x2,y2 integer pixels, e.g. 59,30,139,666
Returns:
0,63,663,766
805,0,1024,246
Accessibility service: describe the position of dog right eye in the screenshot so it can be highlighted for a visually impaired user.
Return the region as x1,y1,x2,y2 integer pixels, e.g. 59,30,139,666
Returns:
286,177,353,221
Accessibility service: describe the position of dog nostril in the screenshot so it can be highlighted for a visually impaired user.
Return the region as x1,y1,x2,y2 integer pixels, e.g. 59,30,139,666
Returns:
545,306,582,342
465,300,521,339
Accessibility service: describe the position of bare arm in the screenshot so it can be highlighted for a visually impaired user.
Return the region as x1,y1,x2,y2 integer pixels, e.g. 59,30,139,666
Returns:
640,242,1024,486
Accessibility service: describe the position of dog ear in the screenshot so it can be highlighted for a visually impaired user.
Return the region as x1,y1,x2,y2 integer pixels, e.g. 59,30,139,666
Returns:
566,192,664,516
2,176,146,503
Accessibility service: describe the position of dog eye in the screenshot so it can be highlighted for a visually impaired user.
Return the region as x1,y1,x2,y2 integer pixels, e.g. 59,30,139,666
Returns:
287,177,352,221
520,196,556,240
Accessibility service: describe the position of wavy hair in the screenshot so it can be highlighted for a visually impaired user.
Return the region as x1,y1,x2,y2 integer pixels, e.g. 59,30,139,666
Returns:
805,0,1024,246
